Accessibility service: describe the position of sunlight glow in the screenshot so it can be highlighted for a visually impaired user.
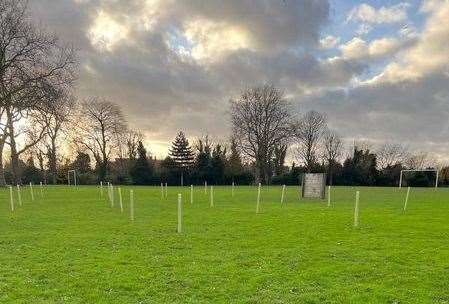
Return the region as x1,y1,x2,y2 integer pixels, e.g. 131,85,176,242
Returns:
184,18,252,63
88,10,128,52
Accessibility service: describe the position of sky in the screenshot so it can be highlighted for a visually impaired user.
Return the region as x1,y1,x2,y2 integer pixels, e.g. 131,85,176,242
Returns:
29,0,449,162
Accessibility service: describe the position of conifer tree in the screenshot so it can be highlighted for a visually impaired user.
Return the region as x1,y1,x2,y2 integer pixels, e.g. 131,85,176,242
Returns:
194,135,212,183
169,131,194,185
227,137,243,180
130,141,153,185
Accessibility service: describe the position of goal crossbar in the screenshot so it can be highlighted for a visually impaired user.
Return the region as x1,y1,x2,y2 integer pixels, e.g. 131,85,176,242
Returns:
399,169,438,188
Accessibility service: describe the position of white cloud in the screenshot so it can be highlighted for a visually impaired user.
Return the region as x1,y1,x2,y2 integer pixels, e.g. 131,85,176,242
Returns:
319,35,340,49
347,2,410,24
367,0,449,84
88,10,129,52
368,38,401,57
339,36,412,60
340,37,368,59
184,18,253,62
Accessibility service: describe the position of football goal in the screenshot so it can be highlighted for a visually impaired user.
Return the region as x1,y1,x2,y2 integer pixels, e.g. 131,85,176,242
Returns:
399,169,438,188
68,170,77,186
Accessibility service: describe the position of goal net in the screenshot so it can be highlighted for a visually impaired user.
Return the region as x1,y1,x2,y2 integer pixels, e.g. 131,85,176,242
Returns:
68,170,77,186
399,169,438,188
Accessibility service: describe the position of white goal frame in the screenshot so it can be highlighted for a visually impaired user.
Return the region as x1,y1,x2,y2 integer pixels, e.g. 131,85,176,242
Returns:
68,170,77,186
399,169,438,188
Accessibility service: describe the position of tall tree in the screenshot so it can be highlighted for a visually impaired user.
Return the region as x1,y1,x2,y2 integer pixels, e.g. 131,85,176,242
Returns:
126,130,143,160
294,111,327,172
6,106,47,184
0,108,8,185
341,148,378,186
227,137,244,181
230,84,293,184
35,90,75,184
74,98,127,181
0,0,76,184
71,152,92,174
323,130,343,185
169,131,194,185
273,143,288,176
210,144,226,184
194,135,212,184
130,141,153,185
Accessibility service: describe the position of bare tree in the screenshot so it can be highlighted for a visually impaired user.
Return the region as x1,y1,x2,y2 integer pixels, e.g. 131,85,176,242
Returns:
33,90,76,184
27,141,47,183
126,129,144,160
0,108,9,185
273,143,288,176
113,128,144,182
376,143,409,169
0,0,77,184
74,98,127,181
294,111,327,172
230,84,293,184
6,106,48,184
323,130,343,185
405,152,436,169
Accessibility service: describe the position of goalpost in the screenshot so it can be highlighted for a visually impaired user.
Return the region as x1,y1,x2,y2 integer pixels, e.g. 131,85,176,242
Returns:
68,170,77,186
399,169,438,188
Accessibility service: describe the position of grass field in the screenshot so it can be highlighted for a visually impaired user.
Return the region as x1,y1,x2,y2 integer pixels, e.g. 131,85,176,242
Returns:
1,185,449,303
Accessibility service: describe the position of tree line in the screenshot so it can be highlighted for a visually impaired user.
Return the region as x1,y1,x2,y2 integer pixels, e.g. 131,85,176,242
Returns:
0,0,446,187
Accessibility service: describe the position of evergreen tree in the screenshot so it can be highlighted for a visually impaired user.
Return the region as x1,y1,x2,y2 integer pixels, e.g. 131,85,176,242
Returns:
70,152,97,184
160,156,178,185
169,131,194,185
71,152,92,174
273,143,287,176
194,136,212,184
227,138,243,179
22,157,41,184
341,148,378,186
210,144,226,184
130,141,153,185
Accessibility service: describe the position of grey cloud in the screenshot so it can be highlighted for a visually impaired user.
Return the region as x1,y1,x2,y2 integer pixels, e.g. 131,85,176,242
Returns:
28,0,333,144
300,72,449,159
27,0,449,161
171,0,330,51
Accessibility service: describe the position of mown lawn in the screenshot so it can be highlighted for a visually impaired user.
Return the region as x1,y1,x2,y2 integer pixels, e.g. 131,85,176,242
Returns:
1,185,449,303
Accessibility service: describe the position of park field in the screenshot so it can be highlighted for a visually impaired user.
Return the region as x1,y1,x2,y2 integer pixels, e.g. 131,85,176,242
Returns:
1,185,449,303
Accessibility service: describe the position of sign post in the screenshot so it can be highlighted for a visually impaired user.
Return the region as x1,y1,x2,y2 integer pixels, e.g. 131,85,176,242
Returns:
301,173,326,199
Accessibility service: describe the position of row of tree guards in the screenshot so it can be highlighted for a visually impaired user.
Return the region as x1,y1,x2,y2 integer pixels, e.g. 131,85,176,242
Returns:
95,182,416,232
8,182,44,212
9,183,415,233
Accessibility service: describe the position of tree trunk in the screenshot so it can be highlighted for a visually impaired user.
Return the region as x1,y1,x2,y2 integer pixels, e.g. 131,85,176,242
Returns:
48,138,57,184
255,158,268,185
99,159,108,181
0,144,6,187
6,109,21,185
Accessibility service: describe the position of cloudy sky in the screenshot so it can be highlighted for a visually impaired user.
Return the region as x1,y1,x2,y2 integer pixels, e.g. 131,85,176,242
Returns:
29,0,449,161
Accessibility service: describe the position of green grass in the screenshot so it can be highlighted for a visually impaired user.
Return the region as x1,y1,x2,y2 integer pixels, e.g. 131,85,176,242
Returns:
1,185,449,303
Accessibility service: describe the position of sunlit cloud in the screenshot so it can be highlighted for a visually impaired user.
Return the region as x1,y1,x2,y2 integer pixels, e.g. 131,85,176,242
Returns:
184,18,253,63
88,10,129,52
347,2,410,24
319,35,340,49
